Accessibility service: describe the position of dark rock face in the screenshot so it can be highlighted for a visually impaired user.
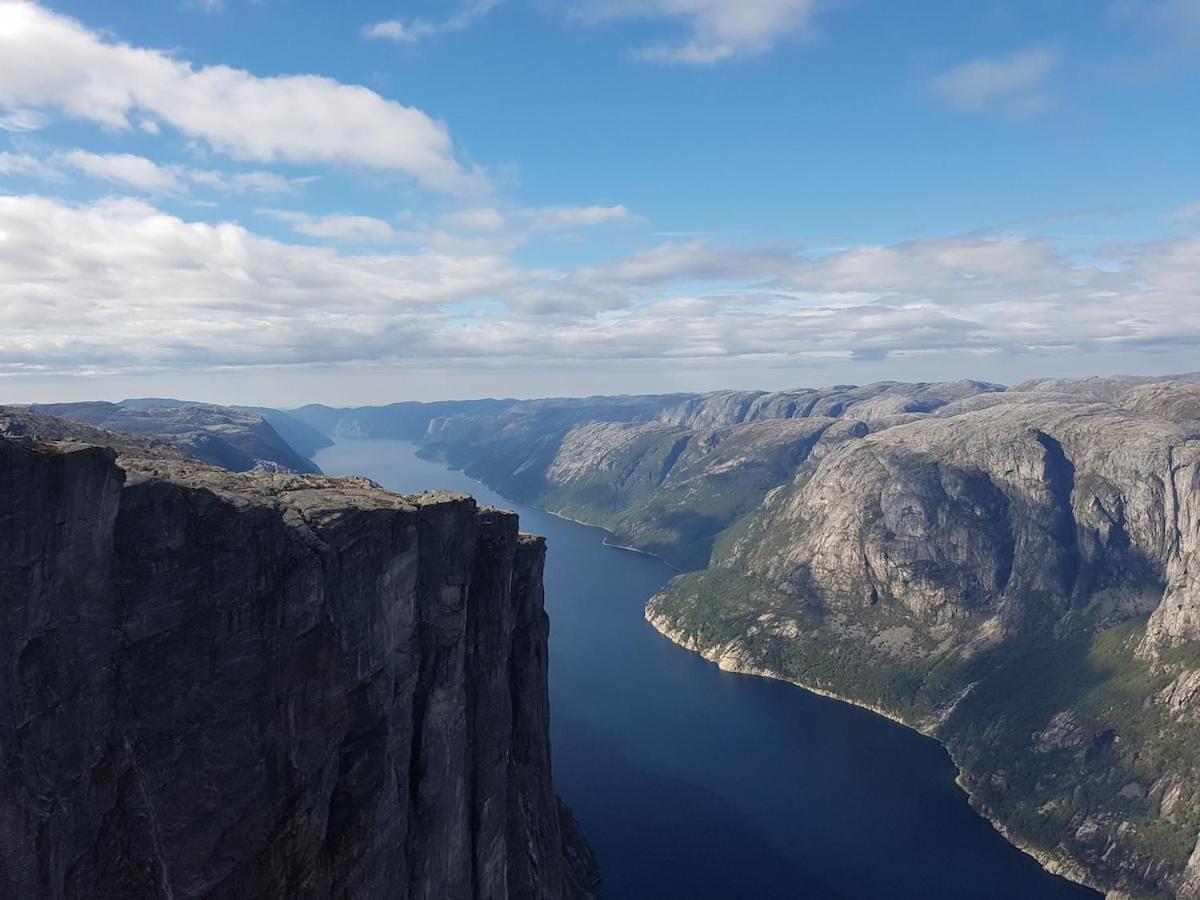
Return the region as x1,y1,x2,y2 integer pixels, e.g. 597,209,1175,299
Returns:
0,413,595,899
30,400,322,474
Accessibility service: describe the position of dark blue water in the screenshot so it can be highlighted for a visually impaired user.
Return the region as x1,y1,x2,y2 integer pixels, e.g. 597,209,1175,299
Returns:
313,438,1099,900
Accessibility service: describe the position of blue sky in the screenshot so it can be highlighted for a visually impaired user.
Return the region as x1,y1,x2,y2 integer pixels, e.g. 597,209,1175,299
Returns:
1,0,1198,404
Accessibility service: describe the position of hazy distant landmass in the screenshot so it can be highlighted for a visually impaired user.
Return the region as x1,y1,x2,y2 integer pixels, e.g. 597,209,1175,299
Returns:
29,399,327,475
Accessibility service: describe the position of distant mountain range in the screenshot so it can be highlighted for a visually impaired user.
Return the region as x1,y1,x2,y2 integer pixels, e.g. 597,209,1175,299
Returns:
29,399,329,474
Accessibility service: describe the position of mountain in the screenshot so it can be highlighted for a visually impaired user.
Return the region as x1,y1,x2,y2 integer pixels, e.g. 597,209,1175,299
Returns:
411,382,1001,570
241,405,334,458
29,400,322,474
300,376,1200,898
288,399,520,442
0,407,596,899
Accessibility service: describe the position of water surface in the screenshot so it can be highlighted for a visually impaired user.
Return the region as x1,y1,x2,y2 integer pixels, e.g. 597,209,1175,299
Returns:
314,438,1099,900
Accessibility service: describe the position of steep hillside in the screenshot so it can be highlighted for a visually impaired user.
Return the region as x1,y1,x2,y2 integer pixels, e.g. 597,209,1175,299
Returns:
648,382,1200,898
415,381,999,569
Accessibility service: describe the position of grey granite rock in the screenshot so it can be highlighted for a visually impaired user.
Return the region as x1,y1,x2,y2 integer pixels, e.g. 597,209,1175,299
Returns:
0,409,595,900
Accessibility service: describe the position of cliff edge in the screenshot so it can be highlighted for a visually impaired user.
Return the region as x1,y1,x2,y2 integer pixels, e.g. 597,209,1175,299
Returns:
0,408,596,899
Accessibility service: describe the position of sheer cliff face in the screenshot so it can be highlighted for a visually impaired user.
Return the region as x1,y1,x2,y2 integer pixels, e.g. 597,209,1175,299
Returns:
720,400,1200,647
0,416,594,899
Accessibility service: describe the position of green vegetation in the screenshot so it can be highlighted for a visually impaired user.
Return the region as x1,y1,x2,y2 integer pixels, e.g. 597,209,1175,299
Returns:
650,568,1200,895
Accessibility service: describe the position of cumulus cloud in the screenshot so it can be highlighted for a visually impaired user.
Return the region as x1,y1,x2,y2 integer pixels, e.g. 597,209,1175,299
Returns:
0,108,44,131
571,0,819,64
0,1,484,194
0,150,40,174
12,148,307,196
525,204,633,230
260,209,398,243
0,194,519,373
931,47,1060,115
60,149,182,193
186,168,308,195
3,193,1197,378
364,0,501,43
441,204,633,234
442,207,508,232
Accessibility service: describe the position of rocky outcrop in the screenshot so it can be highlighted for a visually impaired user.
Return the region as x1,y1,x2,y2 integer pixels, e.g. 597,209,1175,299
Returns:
30,400,321,474
0,409,595,899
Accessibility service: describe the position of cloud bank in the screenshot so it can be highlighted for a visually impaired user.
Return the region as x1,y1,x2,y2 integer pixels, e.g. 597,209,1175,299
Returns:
2,193,1196,379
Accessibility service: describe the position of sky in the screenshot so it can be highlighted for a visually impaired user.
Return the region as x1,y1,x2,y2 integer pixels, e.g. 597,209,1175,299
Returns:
1,0,1199,406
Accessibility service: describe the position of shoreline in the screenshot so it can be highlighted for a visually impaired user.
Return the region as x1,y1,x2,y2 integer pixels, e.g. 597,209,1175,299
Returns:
644,606,1109,900
323,440,1112,897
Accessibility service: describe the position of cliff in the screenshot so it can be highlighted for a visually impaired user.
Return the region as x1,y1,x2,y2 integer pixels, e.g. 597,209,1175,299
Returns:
0,408,596,899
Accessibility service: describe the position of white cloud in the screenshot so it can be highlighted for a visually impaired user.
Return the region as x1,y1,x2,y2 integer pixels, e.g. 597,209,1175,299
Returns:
187,168,307,195
0,107,45,131
441,203,634,234
4,193,1197,379
0,194,520,373
525,204,632,230
442,207,508,232
260,209,398,243
0,1,484,195
364,0,501,43
930,47,1060,114
572,0,819,64
61,150,181,193
0,150,40,174
5,147,306,196
1170,201,1200,222
1112,0,1200,35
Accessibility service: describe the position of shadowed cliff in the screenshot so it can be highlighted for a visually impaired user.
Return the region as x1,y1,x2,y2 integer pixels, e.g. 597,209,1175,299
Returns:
0,408,596,899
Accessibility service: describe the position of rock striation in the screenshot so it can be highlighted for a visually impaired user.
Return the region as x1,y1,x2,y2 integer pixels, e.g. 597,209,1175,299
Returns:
0,408,595,900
